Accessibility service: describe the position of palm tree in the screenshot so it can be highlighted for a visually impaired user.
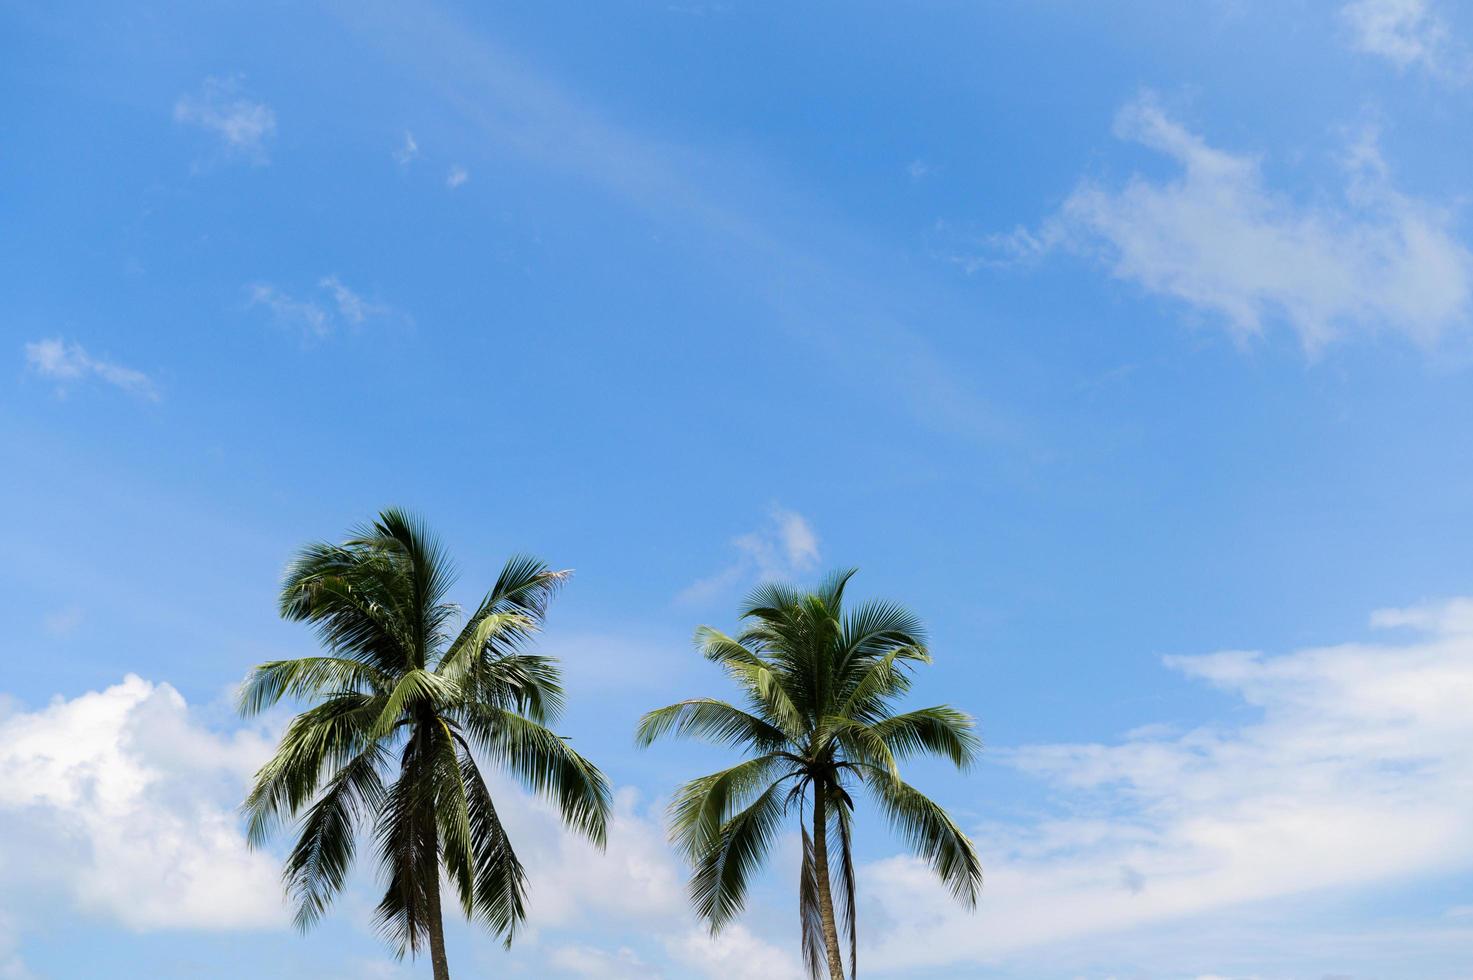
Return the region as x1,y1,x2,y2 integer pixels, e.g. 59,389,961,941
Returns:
240,509,610,980
637,569,981,980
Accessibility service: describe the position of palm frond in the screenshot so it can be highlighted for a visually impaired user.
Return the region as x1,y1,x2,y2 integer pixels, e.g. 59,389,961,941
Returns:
835,644,928,720
373,731,440,957
870,706,980,769
370,668,453,738
244,693,381,845
238,656,394,716
668,754,787,862
279,556,413,673
459,706,610,845
690,781,786,931
636,699,791,752
455,742,527,945
695,627,805,737
358,508,458,666
830,792,858,980
283,742,388,931
866,772,982,907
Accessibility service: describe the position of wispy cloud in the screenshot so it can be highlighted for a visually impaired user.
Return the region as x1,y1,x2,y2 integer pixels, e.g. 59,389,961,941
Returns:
1341,0,1468,79
984,93,1473,351
40,607,83,638
173,77,276,163
861,596,1473,975
393,130,419,166
446,164,469,189
319,275,388,324
246,284,330,338
248,277,394,338
23,338,159,401
337,2,1014,446
678,506,820,605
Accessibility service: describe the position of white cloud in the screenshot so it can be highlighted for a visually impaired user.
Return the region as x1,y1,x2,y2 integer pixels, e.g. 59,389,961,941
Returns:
173,77,276,162
249,278,393,338
665,924,803,980
0,675,282,932
393,131,419,166
319,275,387,325
678,506,821,605
1341,0,1467,78
0,675,794,974
1369,594,1473,633
447,165,469,189
248,283,331,338
860,596,1473,975
23,338,159,401
503,787,686,930
475,780,797,978
547,943,654,979
993,94,1473,351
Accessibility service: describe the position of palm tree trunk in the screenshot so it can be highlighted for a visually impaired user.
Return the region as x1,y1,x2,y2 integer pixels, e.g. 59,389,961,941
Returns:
811,788,846,980
424,873,452,980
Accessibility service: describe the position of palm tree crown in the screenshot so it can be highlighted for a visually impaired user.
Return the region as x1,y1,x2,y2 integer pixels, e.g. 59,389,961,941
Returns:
240,509,610,980
637,569,982,980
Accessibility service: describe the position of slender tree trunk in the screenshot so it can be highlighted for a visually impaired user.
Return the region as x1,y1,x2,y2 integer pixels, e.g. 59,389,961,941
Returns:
424,867,452,980
811,788,846,980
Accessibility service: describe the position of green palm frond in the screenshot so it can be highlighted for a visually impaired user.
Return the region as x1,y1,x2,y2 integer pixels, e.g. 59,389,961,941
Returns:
238,656,394,716
691,781,786,931
374,731,440,956
836,644,928,719
370,668,453,738
799,821,826,980
870,706,980,769
279,560,413,673
866,771,982,906
455,742,527,945
668,754,786,862
829,792,858,980
636,699,791,753
244,692,381,845
284,742,389,931
459,706,609,845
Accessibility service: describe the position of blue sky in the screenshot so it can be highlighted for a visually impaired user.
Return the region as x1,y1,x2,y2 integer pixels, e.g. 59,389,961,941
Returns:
5,0,1473,976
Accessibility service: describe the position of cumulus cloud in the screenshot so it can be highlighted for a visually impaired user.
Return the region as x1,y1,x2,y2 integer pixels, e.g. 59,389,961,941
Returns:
0,676,282,932
678,506,821,605
988,94,1473,351
0,674,797,975
859,596,1473,975
248,277,393,338
1341,0,1467,78
23,338,159,400
665,924,804,979
173,77,276,162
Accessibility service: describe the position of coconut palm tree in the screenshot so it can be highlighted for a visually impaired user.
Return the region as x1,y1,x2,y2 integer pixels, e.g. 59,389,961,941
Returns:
637,570,981,980
240,508,610,980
